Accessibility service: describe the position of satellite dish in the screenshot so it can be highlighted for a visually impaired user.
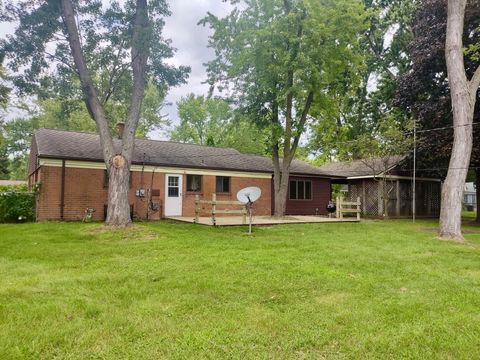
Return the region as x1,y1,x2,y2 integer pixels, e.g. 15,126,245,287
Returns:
236,187,261,235
236,186,262,204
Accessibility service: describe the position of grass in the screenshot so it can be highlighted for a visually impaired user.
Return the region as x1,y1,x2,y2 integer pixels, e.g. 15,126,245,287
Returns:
1,219,479,359
462,210,477,219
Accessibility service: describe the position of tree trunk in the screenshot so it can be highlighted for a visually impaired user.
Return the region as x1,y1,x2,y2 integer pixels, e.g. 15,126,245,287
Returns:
273,163,291,216
439,116,472,239
61,0,149,227
439,0,477,240
476,168,480,223
105,155,131,225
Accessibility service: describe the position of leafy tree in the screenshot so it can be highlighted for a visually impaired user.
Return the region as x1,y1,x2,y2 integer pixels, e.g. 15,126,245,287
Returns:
395,0,480,230
308,0,416,162
0,65,10,110
1,0,189,225
171,94,229,146
201,0,366,216
0,124,9,180
170,94,265,154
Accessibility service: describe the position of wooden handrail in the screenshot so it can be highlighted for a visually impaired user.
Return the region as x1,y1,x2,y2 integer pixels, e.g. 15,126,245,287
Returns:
336,196,361,220
195,194,247,225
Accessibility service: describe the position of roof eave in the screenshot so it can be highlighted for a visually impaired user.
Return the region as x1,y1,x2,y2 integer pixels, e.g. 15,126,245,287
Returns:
38,155,345,178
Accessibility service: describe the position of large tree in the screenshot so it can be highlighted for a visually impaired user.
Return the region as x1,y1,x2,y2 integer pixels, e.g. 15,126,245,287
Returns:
308,0,416,162
439,0,480,240
202,0,365,216
396,0,480,229
1,0,189,225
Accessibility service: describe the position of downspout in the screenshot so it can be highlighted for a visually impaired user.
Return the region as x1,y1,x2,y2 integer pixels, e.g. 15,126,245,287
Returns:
60,160,66,220
271,174,275,216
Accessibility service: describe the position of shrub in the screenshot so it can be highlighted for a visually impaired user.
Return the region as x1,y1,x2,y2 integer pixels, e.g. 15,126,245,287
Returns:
0,184,36,223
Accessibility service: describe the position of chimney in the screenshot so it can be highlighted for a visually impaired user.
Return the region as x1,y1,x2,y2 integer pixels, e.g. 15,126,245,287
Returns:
116,122,125,139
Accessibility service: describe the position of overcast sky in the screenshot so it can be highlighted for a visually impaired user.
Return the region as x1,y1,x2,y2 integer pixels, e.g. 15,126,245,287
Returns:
0,1,233,139
158,1,233,138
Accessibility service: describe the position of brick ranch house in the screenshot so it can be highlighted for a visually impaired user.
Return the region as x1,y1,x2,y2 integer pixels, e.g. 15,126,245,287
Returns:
28,129,341,221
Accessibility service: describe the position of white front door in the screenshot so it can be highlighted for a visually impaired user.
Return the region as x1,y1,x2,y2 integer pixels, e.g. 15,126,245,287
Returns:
165,174,183,216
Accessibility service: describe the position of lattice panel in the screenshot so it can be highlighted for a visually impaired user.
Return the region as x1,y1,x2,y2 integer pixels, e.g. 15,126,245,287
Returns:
348,183,360,201
399,181,412,217
385,181,397,217
345,179,440,218
430,182,441,216
364,180,380,216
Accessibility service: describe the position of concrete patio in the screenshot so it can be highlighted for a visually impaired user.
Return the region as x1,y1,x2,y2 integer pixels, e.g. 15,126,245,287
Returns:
166,215,360,226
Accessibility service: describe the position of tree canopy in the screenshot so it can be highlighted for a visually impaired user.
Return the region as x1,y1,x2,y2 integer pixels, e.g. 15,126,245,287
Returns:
395,0,480,178
308,0,416,163
0,0,188,139
201,0,366,215
170,94,265,154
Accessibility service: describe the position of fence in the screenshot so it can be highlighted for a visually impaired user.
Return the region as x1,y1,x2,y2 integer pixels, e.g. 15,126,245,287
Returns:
336,196,361,220
195,194,248,226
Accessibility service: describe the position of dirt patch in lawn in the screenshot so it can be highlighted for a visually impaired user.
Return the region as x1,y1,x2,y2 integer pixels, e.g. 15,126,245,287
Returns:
84,224,158,241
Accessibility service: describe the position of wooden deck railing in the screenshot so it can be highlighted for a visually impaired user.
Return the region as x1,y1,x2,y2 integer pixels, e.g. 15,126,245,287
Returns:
336,196,361,221
195,194,247,225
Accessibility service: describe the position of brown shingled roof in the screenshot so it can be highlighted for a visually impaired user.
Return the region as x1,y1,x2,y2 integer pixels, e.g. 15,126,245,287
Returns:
33,128,340,177
317,155,407,178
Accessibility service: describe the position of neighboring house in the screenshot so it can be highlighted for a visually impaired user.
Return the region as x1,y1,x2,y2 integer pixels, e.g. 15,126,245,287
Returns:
28,129,340,221
318,156,442,218
463,182,477,211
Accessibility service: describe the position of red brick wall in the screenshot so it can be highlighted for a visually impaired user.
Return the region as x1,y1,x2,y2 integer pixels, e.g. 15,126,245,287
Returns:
33,165,332,220
285,177,332,216
34,166,62,220
182,175,272,217
33,165,272,221
33,166,163,221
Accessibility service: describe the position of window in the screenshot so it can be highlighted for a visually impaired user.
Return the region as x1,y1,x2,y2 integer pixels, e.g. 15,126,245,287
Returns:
186,175,202,192
216,176,230,193
289,180,312,200
167,176,180,197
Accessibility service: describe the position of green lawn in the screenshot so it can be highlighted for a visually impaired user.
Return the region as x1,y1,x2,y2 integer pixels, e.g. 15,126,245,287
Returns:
462,210,477,220
1,219,479,359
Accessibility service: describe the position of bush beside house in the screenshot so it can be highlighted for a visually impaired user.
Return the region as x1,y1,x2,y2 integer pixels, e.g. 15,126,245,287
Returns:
0,184,36,222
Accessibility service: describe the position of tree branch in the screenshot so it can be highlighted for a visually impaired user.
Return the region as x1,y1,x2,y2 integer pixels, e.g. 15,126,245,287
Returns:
102,39,127,104
470,65,480,94
270,96,282,184
122,0,150,158
44,51,77,74
60,0,114,161
289,91,314,162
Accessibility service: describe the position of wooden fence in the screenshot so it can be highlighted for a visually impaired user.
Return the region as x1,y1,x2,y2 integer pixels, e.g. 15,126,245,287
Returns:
195,194,247,226
336,196,361,220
